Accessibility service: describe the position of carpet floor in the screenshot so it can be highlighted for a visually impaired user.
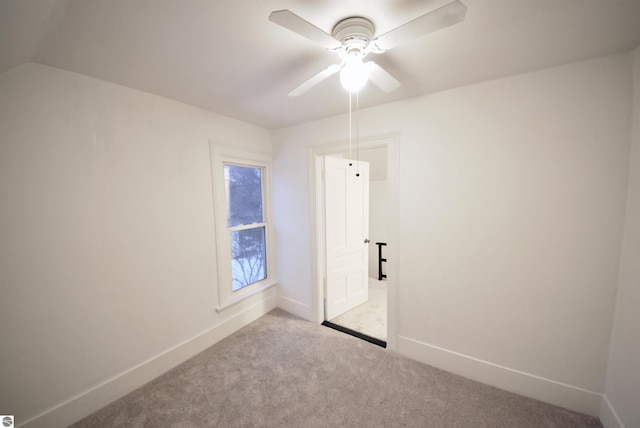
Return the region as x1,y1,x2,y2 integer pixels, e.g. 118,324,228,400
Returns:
71,309,602,428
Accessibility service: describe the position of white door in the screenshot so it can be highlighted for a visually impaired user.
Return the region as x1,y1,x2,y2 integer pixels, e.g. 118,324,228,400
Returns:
324,156,369,320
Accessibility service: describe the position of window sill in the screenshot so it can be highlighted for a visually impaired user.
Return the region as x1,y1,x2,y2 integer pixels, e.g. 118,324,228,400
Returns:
215,279,277,313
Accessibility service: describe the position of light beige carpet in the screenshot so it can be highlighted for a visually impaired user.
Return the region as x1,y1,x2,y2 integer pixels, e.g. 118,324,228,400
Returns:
71,309,602,428
330,277,387,340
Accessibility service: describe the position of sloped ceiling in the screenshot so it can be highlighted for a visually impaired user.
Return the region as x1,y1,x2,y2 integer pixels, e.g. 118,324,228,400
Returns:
2,0,640,129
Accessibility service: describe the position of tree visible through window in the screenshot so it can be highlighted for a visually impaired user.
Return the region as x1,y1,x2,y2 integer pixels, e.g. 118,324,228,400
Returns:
224,164,267,291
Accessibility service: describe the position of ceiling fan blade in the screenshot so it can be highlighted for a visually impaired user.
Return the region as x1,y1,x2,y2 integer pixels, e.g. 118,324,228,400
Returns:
269,10,342,50
371,0,467,52
365,62,401,92
289,64,342,97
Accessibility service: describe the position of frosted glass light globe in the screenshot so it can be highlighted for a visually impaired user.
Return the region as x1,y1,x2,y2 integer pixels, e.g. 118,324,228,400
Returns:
340,57,368,93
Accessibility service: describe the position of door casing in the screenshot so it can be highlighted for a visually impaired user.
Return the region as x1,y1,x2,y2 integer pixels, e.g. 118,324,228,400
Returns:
307,132,399,351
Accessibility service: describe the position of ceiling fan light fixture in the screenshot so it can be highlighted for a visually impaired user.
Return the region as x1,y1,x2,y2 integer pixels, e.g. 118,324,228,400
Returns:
340,54,369,93
270,2,467,96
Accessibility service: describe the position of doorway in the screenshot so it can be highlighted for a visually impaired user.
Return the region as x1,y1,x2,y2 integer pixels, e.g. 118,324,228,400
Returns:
308,133,399,351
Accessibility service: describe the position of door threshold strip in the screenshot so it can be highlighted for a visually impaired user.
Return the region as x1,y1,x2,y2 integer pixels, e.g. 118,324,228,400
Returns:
322,321,387,348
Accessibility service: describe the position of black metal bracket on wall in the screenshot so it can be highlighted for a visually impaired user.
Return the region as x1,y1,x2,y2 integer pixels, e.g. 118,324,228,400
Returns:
376,242,387,280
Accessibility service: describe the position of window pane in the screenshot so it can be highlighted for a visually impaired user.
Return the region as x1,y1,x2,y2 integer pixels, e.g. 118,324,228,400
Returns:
231,226,267,291
224,164,263,227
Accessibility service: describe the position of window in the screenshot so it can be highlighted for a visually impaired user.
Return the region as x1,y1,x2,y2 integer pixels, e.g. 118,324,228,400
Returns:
225,164,267,290
210,145,275,311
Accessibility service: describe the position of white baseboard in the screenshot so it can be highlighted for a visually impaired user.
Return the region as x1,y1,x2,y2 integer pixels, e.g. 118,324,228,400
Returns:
20,295,277,428
398,336,603,417
277,295,312,320
600,395,625,428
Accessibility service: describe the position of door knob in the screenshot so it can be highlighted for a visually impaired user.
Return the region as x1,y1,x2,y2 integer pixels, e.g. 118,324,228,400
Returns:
364,239,370,244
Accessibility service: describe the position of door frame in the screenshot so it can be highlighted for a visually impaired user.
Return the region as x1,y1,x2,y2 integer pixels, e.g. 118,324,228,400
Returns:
307,132,400,351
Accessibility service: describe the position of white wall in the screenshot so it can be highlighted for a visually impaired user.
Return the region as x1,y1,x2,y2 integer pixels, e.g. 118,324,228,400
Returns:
0,63,275,427
600,47,640,428
272,52,633,416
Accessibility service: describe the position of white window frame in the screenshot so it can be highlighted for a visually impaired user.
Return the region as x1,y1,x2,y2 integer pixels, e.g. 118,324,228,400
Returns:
210,143,276,312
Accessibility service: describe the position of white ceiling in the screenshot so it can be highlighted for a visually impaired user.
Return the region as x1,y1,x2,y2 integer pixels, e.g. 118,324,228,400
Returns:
2,0,640,129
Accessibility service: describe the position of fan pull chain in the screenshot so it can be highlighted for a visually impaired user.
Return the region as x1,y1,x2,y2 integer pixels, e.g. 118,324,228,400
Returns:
347,90,360,177
356,90,360,177
348,91,352,161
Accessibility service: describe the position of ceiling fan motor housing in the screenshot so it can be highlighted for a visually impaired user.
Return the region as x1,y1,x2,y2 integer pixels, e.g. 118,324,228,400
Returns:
332,17,375,55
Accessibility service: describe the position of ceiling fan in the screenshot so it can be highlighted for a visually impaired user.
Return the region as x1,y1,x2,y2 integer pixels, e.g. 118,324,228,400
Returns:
269,1,467,96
